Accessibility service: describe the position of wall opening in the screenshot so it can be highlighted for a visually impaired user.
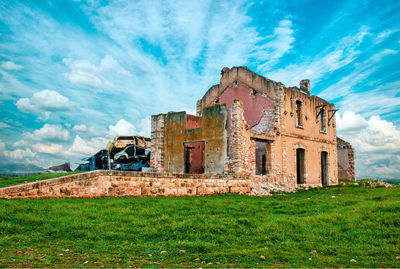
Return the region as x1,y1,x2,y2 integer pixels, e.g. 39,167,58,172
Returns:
320,108,326,132
184,141,205,174
296,148,305,184
295,100,303,127
321,151,328,185
255,140,271,175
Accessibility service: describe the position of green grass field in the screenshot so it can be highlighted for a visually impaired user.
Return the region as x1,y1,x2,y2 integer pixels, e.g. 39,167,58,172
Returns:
0,172,81,188
0,178,399,268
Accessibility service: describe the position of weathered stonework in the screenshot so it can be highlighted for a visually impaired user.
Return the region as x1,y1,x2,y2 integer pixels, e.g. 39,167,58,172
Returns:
337,137,356,180
0,170,299,199
0,171,252,199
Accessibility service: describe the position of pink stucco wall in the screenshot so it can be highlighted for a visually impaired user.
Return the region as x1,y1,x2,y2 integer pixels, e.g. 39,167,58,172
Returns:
219,85,276,130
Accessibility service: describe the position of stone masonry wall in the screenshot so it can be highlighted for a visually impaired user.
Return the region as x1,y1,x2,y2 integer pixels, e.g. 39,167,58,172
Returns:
225,100,255,176
337,137,356,180
151,114,165,172
0,171,251,199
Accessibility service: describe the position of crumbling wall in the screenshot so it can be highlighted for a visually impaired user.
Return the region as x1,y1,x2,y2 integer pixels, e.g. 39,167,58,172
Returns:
225,100,255,175
197,66,282,116
337,137,356,180
0,171,252,199
150,114,165,172
150,105,228,174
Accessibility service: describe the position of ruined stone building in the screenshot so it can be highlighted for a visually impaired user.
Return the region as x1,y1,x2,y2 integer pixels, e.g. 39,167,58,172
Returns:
0,67,358,199
151,67,354,188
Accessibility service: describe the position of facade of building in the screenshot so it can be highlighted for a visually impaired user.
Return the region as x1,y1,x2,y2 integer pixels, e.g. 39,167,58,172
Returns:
151,66,345,187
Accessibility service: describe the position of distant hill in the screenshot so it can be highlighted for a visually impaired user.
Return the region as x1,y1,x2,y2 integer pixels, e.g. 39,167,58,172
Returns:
0,161,45,175
383,178,400,184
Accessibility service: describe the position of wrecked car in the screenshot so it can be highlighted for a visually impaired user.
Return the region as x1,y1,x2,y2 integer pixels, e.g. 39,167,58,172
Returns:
76,135,151,172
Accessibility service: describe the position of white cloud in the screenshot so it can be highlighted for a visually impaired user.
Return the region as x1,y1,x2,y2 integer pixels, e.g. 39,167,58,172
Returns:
138,117,151,137
12,139,30,148
336,111,368,132
256,19,295,70
16,89,74,113
319,48,398,100
3,148,36,160
32,143,64,154
268,27,370,88
1,61,23,70
73,124,87,132
336,81,400,118
67,135,108,156
374,29,399,43
26,124,70,141
337,111,400,178
369,49,397,62
108,119,136,137
0,140,5,152
63,55,131,90
0,122,12,128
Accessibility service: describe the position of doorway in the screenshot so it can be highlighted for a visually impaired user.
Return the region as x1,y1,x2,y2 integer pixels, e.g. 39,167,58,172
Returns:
184,141,205,174
255,141,268,175
296,148,305,184
321,151,328,185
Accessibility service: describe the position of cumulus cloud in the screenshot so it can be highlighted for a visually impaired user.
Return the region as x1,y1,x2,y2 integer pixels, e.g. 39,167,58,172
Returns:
3,148,36,160
32,143,64,154
25,124,70,141
108,119,136,137
336,111,368,132
63,55,131,90
336,111,400,178
1,61,23,70
67,135,108,156
16,89,74,114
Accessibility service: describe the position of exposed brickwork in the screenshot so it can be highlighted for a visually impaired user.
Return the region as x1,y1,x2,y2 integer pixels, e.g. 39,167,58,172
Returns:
337,137,356,180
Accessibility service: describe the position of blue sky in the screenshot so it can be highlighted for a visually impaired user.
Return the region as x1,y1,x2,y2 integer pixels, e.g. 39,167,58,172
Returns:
0,0,399,178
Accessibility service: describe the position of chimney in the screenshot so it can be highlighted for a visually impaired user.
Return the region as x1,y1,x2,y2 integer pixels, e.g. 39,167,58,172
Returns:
221,67,229,76
300,79,310,94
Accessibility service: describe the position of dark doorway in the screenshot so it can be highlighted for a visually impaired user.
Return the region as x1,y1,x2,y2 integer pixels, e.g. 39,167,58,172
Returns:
184,141,205,174
321,151,328,185
255,141,268,175
296,148,305,184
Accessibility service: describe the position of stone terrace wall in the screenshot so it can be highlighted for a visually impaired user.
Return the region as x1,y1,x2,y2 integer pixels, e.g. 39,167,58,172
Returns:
0,171,251,199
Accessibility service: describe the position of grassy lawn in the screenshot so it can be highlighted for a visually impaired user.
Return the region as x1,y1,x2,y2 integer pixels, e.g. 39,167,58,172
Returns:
0,181,399,267
0,172,81,188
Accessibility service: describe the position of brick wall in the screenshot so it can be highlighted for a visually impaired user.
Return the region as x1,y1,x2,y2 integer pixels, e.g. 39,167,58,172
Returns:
0,171,252,199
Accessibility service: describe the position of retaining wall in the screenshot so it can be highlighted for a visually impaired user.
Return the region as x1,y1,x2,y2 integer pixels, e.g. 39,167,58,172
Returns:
0,171,251,199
